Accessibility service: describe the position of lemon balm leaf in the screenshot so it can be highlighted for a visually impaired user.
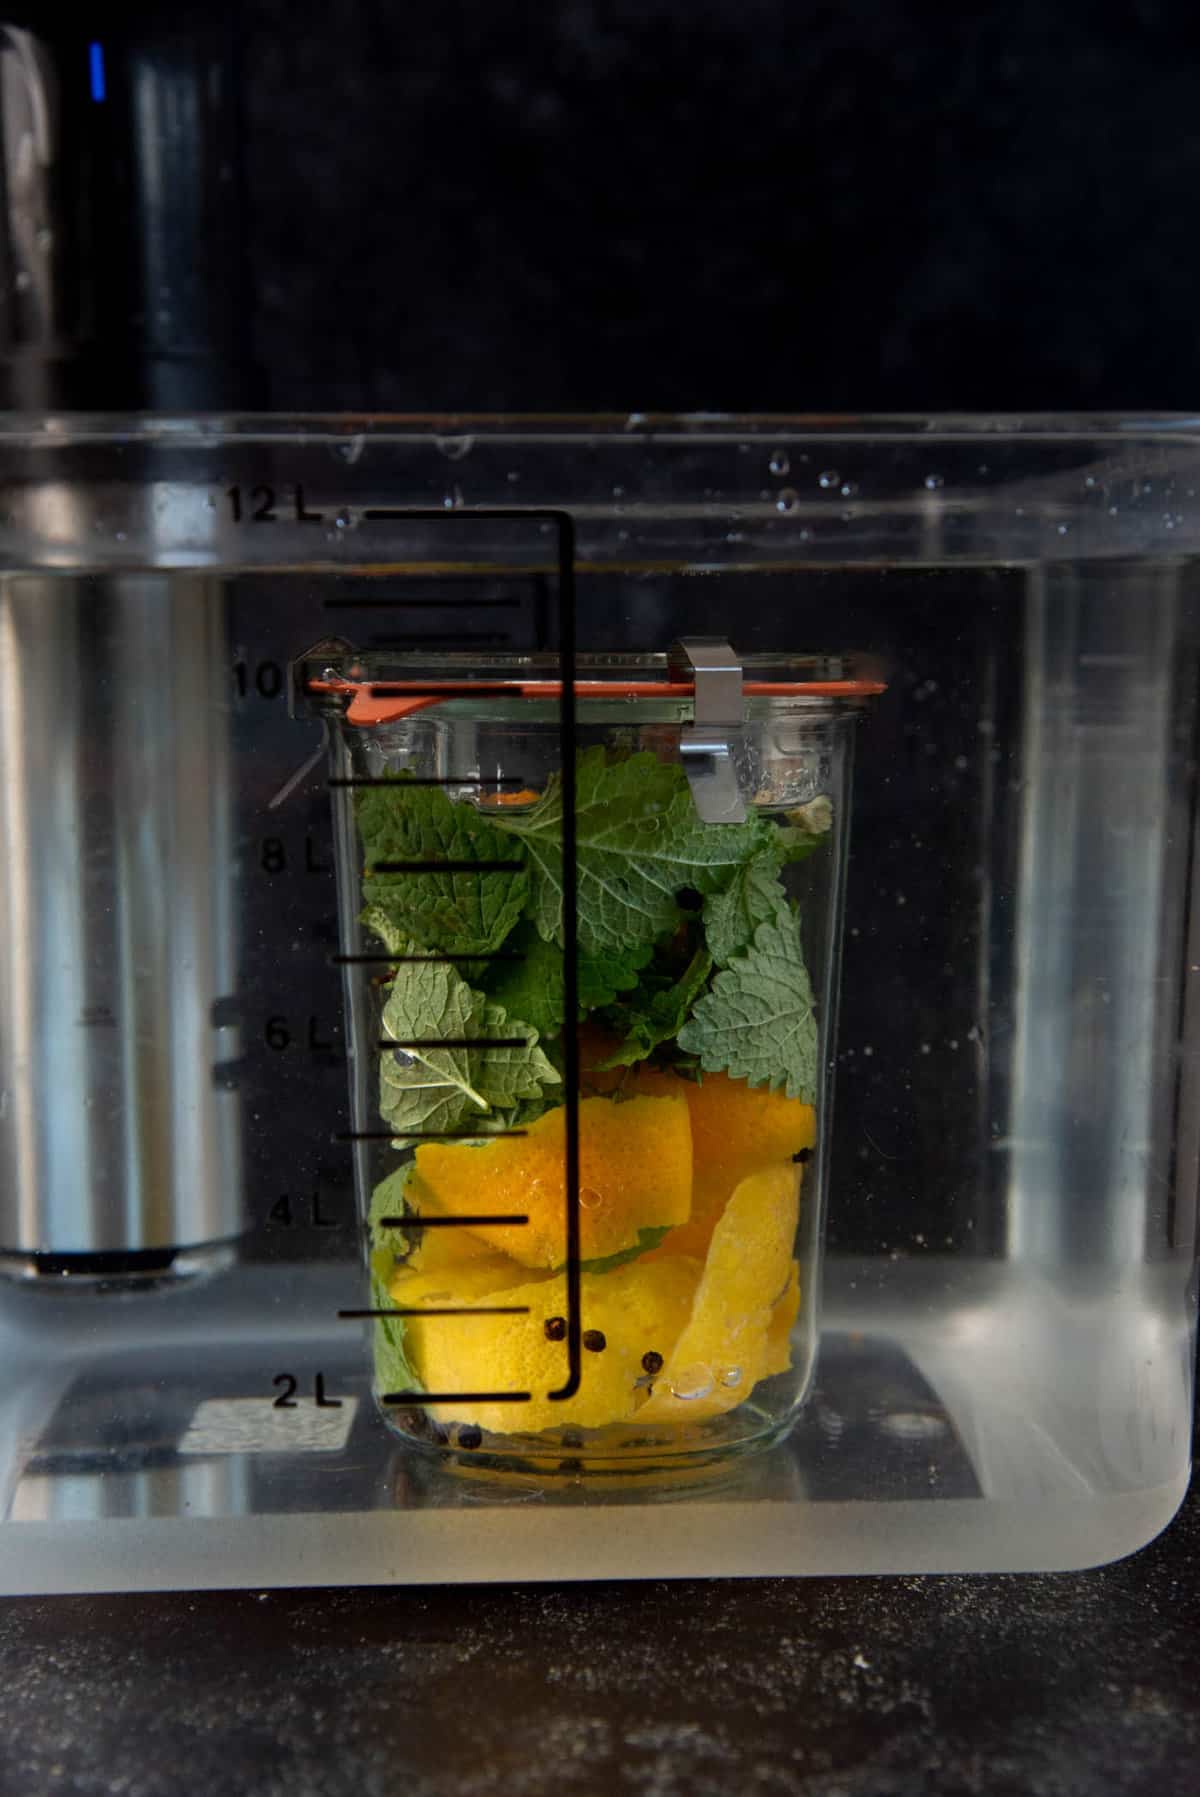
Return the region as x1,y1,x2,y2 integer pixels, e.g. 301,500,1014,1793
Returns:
379,957,559,1142
494,748,774,961
677,907,817,1100
357,777,528,957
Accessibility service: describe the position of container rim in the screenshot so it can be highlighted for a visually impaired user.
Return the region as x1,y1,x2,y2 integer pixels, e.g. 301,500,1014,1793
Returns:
3,411,1200,444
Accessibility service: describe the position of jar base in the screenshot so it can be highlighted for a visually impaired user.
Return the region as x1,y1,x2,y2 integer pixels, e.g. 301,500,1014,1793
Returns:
380,1391,801,1485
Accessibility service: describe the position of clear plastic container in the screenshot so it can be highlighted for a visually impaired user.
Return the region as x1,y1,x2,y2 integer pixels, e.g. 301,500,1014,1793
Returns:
0,416,1194,1587
309,647,876,1473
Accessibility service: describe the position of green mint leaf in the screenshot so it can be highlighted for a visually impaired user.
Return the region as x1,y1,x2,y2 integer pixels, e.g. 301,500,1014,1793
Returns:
677,907,817,1100
372,1263,422,1399
479,919,566,1040
360,904,407,958
494,749,773,962
379,959,559,1141
555,1224,672,1275
356,777,528,957
594,944,714,1069
366,1167,422,1398
577,941,654,1011
702,854,792,968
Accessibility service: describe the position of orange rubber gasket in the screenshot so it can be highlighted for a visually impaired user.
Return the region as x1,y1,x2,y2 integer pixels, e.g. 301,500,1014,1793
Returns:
306,676,887,726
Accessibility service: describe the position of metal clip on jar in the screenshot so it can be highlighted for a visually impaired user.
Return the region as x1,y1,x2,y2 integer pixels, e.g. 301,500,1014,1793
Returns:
308,641,880,1476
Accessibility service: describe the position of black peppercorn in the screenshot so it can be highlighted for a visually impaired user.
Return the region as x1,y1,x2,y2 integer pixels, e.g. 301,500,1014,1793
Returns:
641,1349,664,1375
582,1329,607,1353
544,1315,567,1341
794,1147,813,1164
458,1425,482,1450
675,886,704,912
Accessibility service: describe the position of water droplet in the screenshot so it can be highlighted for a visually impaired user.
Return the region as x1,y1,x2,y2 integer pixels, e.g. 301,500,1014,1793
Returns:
334,510,351,530
817,469,839,489
625,412,648,431
775,488,800,514
35,227,53,253
506,470,521,484
612,484,626,499
768,450,790,477
436,433,474,461
668,1363,714,1401
924,473,944,491
1056,522,1069,535
1084,474,1097,490
840,481,858,497
115,530,127,543
14,270,30,292
719,1366,742,1389
443,485,464,510
578,1186,604,1212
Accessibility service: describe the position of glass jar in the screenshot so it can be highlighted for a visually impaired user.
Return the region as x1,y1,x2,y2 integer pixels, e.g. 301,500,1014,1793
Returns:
316,647,876,1475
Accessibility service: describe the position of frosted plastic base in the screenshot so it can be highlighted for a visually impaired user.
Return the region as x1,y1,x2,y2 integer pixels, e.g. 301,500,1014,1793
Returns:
0,1255,1191,1590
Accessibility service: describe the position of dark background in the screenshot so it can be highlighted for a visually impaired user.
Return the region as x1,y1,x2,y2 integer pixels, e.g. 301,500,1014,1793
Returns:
3,4,1200,1793
237,0,1200,414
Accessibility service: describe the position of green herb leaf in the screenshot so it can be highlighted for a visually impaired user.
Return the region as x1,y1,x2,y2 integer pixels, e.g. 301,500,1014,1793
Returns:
702,854,792,968
479,919,566,1039
577,941,654,1011
559,1224,672,1275
495,748,773,962
379,958,559,1141
677,907,818,1099
366,1167,422,1398
356,777,528,957
594,944,714,1069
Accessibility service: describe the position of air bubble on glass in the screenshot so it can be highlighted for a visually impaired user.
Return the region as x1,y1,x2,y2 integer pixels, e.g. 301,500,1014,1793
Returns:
817,470,839,489
924,473,944,491
768,450,790,477
668,1364,714,1401
775,488,800,514
443,485,465,510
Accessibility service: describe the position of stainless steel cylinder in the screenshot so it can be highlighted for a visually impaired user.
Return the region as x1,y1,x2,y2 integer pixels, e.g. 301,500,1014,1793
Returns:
0,572,242,1281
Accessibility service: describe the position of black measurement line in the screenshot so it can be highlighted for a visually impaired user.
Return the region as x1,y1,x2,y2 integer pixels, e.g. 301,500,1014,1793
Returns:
335,1129,528,1143
339,1306,530,1319
368,859,524,874
378,1214,529,1228
323,597,521,611
382,1390,531,1404
328,776,525,790
331,951,526,966
380,1038,530,1051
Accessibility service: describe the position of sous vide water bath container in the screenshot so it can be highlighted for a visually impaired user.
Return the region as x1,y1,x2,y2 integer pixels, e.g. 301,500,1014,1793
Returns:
0,416,1192,1586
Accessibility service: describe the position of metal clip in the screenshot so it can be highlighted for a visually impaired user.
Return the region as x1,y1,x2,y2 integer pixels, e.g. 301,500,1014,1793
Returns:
668,637,748,823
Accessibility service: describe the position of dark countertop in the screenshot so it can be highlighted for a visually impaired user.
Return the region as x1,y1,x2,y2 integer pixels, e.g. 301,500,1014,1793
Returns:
1,1476,1196,1796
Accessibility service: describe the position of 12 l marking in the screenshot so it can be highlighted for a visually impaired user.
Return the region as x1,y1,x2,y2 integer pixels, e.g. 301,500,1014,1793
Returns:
224,484,323,523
